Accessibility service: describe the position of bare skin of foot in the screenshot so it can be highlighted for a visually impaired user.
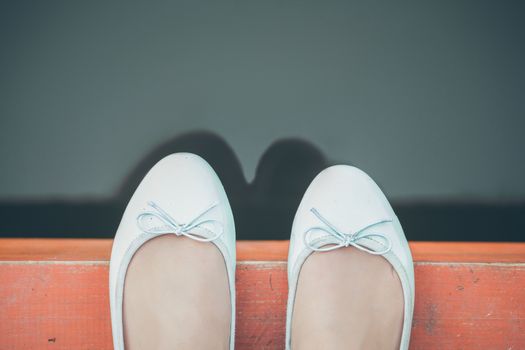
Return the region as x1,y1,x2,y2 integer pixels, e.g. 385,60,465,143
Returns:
291,247,404,350
123,235,231,350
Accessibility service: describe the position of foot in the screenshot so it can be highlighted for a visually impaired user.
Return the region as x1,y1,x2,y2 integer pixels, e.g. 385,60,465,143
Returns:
109,153,236,350
286,165,414,350
291,247,404,350
123,235,231,350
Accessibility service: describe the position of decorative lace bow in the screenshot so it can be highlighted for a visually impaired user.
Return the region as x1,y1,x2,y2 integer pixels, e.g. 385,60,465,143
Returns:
137,201,222,242
304,208,392,255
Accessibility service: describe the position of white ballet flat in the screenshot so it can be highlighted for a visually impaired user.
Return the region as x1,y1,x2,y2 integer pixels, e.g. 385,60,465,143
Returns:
285,165,415,350
109,153,236,350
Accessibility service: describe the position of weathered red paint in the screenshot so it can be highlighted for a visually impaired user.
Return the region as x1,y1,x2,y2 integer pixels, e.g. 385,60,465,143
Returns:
1,239,524,349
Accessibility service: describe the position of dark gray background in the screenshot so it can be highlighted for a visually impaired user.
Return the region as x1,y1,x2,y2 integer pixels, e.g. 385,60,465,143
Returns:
1,0,524,202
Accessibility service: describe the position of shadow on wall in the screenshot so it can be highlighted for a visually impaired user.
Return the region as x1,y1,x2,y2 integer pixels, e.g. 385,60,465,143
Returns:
0,131,524,241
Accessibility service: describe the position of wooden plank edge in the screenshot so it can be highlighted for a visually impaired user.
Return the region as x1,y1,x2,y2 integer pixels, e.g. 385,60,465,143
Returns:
1,238,524,263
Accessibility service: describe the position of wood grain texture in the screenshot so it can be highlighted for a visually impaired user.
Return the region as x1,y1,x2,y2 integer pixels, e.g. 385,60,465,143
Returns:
1,239,525,349
412,263,525,349
1,264,112,350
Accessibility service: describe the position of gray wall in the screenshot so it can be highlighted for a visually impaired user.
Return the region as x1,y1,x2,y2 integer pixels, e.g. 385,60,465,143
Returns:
1,0,524,200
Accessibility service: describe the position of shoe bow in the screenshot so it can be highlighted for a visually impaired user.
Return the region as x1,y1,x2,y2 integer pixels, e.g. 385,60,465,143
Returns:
304,208,392,255
137,201,223,242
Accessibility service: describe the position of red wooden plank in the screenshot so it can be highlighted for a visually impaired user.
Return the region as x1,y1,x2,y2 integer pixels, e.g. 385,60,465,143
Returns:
0,264,112,350
412,263,525,349
1,239,525,349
